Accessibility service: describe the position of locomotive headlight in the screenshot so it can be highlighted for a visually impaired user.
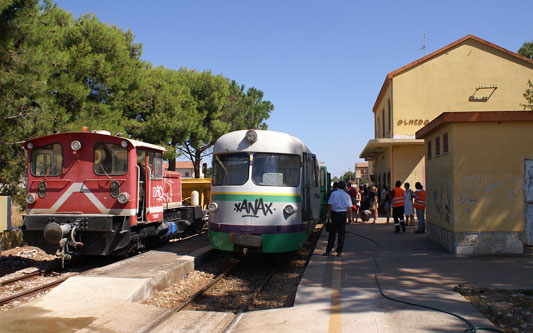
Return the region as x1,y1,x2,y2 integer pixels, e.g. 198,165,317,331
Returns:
283,204,296,215
120,140,128,148
27,142,34,149
71,140,82,151
110,181,120,198
26,193,37,204
117,192,130,204
245,130,257,143
38,181,47,198
208,202,218,212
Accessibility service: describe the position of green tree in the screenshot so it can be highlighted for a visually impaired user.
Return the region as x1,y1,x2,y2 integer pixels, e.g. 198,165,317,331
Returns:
518,41,533,59
176,69,231,177
518,41,533,110
222,81,273,130
0,0,60,200
342,171,355,184
126,66,198,169
0,0,144,201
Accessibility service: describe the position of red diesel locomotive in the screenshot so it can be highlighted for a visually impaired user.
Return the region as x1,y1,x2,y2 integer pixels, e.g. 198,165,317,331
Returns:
22,130,205,258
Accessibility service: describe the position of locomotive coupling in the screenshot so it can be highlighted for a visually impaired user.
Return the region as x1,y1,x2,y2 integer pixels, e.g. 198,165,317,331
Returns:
43,222,72,244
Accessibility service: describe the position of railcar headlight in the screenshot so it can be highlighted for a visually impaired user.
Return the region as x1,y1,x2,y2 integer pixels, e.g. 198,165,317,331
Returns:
208,202,218,212
26,193,37,204
71,140,82,151
245,130,257,143
283,204,296,215
117,192,130,204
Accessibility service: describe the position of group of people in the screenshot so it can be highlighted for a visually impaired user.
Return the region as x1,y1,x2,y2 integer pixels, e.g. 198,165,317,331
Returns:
323,179,426,257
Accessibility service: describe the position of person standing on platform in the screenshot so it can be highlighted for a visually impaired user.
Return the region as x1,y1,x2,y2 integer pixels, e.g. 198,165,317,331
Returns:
324,181,353,257
391,181,406,232
413,182,426,233
347,182,357,224
382,186,392,223
370,186,379,223
404,182,415,227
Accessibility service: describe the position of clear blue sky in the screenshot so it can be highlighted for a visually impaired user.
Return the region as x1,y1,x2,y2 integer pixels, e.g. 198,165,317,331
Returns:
54,0,532,178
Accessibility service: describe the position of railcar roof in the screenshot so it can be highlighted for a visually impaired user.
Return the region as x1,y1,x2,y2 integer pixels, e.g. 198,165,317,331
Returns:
24,132,166,152
213,130,310,155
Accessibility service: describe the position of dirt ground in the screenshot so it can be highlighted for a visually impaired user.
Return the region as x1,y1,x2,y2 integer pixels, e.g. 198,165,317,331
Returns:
455,284,533,332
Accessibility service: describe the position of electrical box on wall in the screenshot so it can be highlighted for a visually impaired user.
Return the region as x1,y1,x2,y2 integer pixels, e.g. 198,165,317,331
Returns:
0,196,12,231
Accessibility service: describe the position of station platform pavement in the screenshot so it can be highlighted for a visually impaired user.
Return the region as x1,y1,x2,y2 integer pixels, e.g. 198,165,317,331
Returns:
230,217,533,332
0,219,531,332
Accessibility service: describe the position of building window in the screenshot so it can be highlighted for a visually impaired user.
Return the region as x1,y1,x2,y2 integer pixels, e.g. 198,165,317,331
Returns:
382,109,385,137
377,117,380,137
443,133,449,154
427,140,432,159
435,136,441,156
388,100,391,133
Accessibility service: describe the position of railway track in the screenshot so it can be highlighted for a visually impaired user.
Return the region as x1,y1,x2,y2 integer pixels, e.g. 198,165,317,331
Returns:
144,256,280,333
0,274,75,306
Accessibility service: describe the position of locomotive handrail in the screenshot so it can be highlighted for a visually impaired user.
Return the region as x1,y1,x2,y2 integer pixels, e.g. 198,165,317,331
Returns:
136,164,141,217
147,165,152,213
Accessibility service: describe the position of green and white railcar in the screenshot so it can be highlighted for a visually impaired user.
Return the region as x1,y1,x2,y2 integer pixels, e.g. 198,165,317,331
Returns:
208,130,324,253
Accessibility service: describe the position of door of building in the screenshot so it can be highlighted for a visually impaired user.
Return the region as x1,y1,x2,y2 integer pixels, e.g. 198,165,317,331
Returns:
525,159,533,246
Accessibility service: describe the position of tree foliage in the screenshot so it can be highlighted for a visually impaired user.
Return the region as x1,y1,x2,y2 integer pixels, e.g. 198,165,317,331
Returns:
518,41,533,110
518,41,533,59
0,0,274,201
341,171,355,184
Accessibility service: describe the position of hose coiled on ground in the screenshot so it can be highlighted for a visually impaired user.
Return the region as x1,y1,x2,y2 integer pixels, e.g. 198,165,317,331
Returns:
347,231,503,333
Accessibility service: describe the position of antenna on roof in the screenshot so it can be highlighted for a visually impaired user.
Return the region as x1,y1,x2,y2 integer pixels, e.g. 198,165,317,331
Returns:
419,33,427,56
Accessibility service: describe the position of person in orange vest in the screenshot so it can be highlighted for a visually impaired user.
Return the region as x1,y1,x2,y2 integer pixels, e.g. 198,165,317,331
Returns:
391,180,406,233
413,182,426,233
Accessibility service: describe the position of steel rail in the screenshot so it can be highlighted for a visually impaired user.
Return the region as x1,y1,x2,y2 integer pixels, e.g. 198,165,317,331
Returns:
141,260,240,333
0,270,44,286
0,275,74,306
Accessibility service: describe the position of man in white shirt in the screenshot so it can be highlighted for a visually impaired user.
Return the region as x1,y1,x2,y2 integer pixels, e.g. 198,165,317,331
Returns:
324,181,353,257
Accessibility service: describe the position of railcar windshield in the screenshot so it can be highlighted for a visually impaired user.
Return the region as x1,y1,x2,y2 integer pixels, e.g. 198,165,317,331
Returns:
213,153,249,185
252,153,300,187
94,142,128,176
30,144,63,176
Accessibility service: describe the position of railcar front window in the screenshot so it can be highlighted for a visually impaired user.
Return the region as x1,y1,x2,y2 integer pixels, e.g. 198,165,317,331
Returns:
213,153,249,185
30,144,63,176
94,143,128,176
252,153,300,187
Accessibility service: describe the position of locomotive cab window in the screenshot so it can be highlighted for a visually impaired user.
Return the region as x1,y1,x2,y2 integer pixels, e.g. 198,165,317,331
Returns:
148,151,162,179
252,153,300,187
30,143,63,176
94,142,128,176
213,153,249,185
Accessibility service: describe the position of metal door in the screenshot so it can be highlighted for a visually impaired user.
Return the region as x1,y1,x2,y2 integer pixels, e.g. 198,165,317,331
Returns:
525,158,533,246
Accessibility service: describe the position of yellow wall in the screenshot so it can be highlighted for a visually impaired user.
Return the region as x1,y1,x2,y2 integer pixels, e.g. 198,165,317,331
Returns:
427,121,533,233
390,39,533,137
425,127,454,231
374,87,393,138
392,145,425,187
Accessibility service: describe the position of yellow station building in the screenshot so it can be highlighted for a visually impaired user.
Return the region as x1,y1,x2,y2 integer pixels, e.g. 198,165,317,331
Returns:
416,111,533,254
360,35,533,190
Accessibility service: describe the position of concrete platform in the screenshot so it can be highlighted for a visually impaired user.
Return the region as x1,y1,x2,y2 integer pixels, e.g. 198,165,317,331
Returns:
229,218,533,332
0,234,212,333
1,220,531,332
